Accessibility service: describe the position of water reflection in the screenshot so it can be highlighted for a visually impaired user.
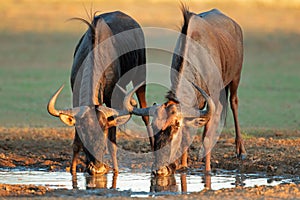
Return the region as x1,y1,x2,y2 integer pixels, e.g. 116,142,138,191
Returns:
150,174,178,193
72,173,118,189
234,173,246,187
0,169,286,194
202,173,211,190
72,172,243,193
180,173,187,192
150,173,213,194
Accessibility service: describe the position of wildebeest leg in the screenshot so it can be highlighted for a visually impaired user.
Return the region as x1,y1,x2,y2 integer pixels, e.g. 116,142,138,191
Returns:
181,127,190,169
108,126,118,174
229,80,246,159
203,173,212,190
135,84,154,151
202,102,222,172
181,150,188,169
180,173,187,193
111,172,118,189
71,131,82,175
202,122,212,173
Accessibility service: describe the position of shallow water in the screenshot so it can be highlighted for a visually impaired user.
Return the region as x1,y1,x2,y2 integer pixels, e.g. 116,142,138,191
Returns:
0,169,296,197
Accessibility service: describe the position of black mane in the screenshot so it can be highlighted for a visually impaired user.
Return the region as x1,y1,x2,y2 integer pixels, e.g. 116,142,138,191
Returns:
180,4,193,36
165,90,179,103
168,5,194,103
170,5,194,73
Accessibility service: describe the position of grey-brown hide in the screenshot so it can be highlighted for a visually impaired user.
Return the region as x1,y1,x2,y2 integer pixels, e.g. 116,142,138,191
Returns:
48,11,150,176
154,7,246,175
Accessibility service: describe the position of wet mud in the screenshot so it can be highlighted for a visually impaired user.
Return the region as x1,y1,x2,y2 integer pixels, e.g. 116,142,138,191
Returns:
0,127,299,199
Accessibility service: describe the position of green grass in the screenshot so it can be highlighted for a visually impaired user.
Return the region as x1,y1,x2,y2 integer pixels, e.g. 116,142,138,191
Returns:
238,32,300,129
0,31,299,130
0,32,78,127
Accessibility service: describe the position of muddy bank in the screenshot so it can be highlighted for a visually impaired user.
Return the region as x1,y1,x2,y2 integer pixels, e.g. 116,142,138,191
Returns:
0,127,299,198
0,183,299,199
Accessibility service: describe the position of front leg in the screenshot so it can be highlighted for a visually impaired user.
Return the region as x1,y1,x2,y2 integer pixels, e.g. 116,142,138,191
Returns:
203,135,212,173
180,127,191,169
108,126,119,174
71,132,82,175
202,101,222,173
202,122,212,173
236,137,247,160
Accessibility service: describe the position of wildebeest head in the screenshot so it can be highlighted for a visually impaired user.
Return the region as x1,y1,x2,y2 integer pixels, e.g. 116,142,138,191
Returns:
123,83,215,176
47,85,134,175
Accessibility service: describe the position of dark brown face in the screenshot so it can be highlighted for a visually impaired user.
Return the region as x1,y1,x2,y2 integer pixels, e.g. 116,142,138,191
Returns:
84,109,110,175
85,155,109,175
152,101,183,176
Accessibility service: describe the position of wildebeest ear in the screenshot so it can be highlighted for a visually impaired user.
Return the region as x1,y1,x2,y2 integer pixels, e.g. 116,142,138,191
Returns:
183,117,209,128
59,114,76,126
107,115,131,128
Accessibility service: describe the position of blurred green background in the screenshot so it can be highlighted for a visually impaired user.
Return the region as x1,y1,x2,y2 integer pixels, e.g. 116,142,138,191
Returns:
0,0,299,130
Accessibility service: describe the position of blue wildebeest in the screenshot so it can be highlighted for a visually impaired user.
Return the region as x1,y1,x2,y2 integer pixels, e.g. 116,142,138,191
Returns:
124,7,246,176
47,11,153,175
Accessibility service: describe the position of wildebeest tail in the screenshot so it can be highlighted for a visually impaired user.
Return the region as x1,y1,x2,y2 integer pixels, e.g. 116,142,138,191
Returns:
69,11,102,48
220,86,229,127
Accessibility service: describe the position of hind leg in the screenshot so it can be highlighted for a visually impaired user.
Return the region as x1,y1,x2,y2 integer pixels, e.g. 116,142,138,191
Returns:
131,51,153,151
135,84,154,151
229,80,246,159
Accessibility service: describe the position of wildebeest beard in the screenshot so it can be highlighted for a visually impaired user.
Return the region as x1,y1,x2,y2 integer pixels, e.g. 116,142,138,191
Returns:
153,124,182,171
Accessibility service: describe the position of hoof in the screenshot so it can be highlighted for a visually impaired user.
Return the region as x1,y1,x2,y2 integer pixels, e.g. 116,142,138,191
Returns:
176,165,188,173
204,170,213,176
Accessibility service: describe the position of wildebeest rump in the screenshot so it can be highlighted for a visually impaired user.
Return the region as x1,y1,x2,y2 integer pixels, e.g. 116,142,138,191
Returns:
124,6,246,176
47,11,152,175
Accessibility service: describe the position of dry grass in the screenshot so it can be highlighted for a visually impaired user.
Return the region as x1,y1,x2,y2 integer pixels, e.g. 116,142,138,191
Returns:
1,0,300,33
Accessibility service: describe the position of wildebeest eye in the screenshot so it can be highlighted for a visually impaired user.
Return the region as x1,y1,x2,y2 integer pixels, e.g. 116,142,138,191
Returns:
168,105,177,115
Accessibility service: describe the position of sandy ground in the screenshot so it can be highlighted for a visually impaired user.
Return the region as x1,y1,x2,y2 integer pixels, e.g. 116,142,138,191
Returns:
0,127,299,199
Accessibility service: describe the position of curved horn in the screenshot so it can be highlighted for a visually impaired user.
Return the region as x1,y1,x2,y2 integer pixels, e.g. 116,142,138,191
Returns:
96,104,132,128
190,82,215,119
47,85,75,117
123,82,158,116
47,85,65,117
96,106,130,118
